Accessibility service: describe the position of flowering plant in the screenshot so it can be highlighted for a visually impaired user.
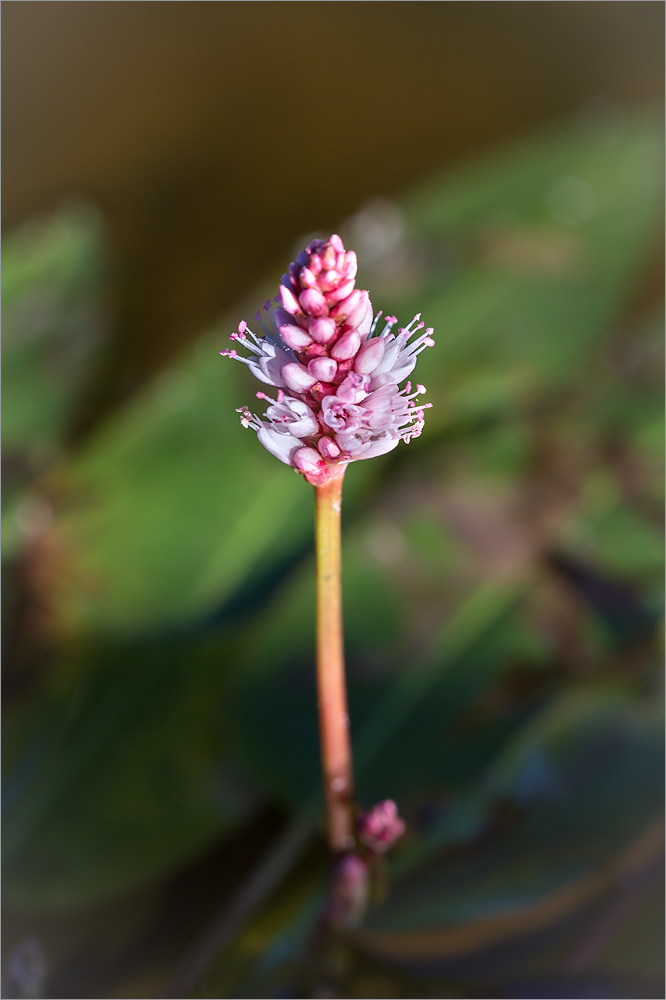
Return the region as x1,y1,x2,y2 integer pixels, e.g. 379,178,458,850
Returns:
222,234,433,485
222,235,432,924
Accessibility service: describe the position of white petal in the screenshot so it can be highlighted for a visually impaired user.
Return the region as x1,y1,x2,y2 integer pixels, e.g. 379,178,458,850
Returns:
256,427,302,465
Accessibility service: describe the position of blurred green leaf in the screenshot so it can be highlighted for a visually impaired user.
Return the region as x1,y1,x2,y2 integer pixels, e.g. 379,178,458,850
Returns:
2,637,257,908
1,205,106,455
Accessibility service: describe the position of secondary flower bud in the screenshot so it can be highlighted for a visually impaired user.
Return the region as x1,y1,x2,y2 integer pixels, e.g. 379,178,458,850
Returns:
356,800,406,854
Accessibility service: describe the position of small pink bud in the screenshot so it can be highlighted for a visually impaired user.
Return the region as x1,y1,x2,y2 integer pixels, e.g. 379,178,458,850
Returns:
330,853,369,927
279,324,313,350
308,357,338,382
293,447,325,476
325,277,356,305
308,317,338,345
331,331,361,361
279,282,301,315
329,234,345,253
321,245,337,270
356,800,406,854
318,437,341,459
299,267,318,290
318,269,341,293
276,308,312,349
299,288,328,317
330,290,372,336
354,337,385,374
343,252,358,279
281,362,317,393
309,254,322,275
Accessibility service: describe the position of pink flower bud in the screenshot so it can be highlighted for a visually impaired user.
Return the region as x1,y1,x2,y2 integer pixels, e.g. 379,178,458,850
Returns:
329,234,345,253
276,308,312,349
281,362,317,393
299,288,328,317
330,853,369,927
331,331,361,361
325,278,356,305
308,357,338,382
318,437,341,459
279,282,301,315
299,267,318,290
308,317,338,345
354,337,385,375
356,800,406,854
343,252,358,279
318,269,341,293
321,244,337,270
293,447,325,476
309,253,322,275
331,290,373,336
280,325,313,350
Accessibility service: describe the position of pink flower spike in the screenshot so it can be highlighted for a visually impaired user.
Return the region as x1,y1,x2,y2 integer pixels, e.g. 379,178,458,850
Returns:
220,233,433,478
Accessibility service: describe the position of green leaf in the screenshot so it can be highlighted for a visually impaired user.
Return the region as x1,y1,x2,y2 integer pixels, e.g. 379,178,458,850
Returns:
2,636,257,908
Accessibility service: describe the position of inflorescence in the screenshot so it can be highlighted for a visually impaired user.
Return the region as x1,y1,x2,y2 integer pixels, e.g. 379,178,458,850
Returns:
221,234,434,485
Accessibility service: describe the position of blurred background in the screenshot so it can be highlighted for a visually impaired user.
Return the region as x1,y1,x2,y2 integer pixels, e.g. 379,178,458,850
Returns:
2,3,664,998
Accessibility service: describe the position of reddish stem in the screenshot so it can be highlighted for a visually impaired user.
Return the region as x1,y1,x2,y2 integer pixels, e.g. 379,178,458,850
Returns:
314,468,354,855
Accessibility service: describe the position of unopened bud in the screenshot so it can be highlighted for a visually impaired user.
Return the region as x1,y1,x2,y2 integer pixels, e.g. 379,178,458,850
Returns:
356,800,406,854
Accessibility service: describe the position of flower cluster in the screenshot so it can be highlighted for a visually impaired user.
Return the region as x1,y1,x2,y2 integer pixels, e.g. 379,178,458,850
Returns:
221,235,433,485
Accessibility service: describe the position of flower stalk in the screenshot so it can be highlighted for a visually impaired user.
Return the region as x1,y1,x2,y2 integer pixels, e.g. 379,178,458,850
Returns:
314,467,354,856
222,233,427,923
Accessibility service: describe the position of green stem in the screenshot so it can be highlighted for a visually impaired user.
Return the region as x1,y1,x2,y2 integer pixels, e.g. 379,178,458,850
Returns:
314,468,354,855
